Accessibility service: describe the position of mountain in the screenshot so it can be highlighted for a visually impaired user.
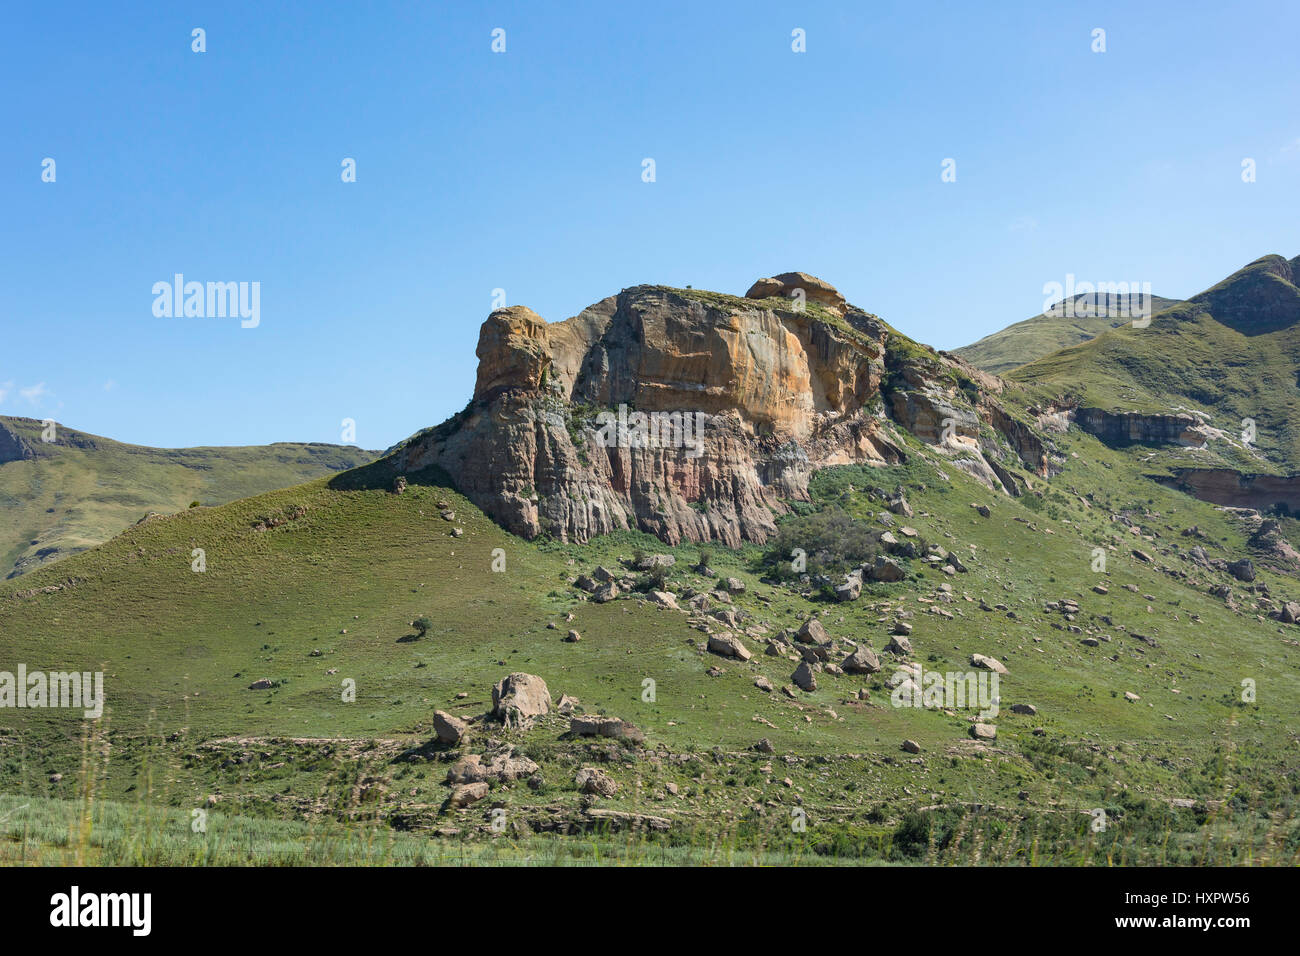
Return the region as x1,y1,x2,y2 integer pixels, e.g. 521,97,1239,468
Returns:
0,415,377,578
392,273,1052,547
4,269,1299,865
1009,254,1300,480
953,292,1181,375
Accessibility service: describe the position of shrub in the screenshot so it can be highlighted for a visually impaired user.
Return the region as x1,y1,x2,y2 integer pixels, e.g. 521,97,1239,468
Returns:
411,616,432,640
760,506,881,580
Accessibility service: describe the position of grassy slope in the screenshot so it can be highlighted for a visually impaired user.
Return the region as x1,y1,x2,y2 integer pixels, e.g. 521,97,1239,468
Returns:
1010,257,1300,471
1,424,1296,863
0,416,378,579
954,295,1181,375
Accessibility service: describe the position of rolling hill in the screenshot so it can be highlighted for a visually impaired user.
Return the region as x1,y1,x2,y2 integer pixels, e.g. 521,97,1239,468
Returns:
0,415,377,579
1009,255,1300,475
954,292,1181,375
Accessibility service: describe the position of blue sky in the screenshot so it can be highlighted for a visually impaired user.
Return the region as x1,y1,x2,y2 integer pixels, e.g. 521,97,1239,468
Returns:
3,0,1298,449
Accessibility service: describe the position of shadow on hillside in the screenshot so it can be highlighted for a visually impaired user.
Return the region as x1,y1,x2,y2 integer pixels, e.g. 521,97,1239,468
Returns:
326,457,457,493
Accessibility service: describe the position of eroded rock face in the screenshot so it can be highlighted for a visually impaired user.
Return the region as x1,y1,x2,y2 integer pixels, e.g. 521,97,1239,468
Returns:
1073,409,1210,448
1159,469,1300,513
396,278,1055,545
0,422,34,464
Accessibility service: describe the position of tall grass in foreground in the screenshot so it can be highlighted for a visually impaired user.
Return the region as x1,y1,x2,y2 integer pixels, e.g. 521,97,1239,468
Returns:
2,787,1296,866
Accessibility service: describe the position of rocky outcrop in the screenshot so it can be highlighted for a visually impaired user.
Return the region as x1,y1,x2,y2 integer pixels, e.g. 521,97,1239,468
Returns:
396,276,1056,546
0,421,35,463
1073,409,1211,448
1157,468,1300,513
745,272,847,314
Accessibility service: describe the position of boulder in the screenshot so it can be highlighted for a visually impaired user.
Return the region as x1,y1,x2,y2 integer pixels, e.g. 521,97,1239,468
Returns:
570,714,645,744
885,635,913,656
491,672,551,727
970,653,1007,674
868,555,906,582
744,272,847,314
792,660,818,692
842,645,882,674
1227,558,1256,582
649,590,679,610
708,632,753,661
446,751,539,785
575,766,618,797
971,723,997,740
796,618,829,644
433,710,468,745
902,739,921,754
447,782,489,808
834,576,862,602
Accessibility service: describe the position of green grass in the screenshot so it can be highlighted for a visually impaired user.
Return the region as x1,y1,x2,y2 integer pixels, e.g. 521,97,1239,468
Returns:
954,295,1181,375
1009,255,1300,471
3,415,1299,864
0,415,377,579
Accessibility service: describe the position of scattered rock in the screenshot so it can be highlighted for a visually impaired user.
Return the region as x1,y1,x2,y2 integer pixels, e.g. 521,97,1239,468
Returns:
885,635,913,656
842,645,882,674
707,632,752,661
1227,558,1256,582
447,782,489,808
792,661,818,692
575,766,618,797
796,618,828,644
970,653,1007,674
868,555,906,582
649,590,679,610
570,714,645,744
433,710,468,745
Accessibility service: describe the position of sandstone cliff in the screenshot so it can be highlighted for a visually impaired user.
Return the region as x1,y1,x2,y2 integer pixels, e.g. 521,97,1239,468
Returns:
397,276,1057,545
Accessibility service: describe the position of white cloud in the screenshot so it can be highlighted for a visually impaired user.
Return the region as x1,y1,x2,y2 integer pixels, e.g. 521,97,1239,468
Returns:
19,382,50,405
0,380,12,403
